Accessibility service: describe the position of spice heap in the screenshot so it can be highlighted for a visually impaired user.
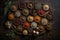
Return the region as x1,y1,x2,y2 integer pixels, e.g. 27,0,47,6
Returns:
5,2,53,36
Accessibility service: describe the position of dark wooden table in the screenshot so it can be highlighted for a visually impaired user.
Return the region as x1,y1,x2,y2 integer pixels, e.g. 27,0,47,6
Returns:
0,0,60,40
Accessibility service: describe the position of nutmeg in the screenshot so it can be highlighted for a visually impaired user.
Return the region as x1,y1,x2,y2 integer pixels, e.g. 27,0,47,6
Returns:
33,30,36,33
36,31,39,35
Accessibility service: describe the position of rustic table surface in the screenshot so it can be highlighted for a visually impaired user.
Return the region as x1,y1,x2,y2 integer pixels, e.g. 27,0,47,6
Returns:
0,0,60,40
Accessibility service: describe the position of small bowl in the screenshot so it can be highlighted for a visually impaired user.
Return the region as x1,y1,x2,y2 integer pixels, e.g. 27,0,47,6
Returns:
15,10,21,17
22,9,29,16
38,25,45,32
43,4,49,11
10,5,17,11
31,22,37,29
8,12,15,20
20,16,26,23
23,30,28,35
41,18,48,25
19,3,26,9
27,3,33,9
38,9,45,16
27,16,34,22
24,22,30,28
13,18,20,26
34,16,41,22
35,3,42,9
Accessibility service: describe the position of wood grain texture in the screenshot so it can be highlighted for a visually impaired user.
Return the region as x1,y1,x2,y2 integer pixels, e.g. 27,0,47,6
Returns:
0,0,60,40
